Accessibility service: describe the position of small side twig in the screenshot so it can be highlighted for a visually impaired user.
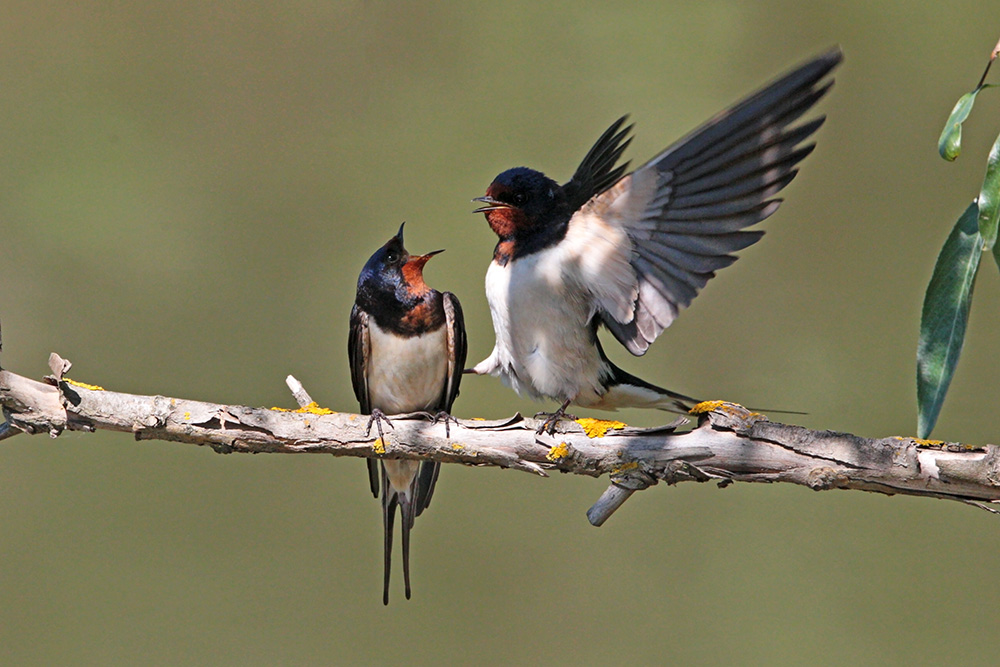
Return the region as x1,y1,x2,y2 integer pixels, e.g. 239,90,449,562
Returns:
285,375,315,409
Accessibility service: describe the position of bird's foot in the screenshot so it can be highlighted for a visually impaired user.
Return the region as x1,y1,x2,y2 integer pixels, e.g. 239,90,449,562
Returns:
430,411,459,438
534,400,575,435
409,410,460,438
365,408,395,442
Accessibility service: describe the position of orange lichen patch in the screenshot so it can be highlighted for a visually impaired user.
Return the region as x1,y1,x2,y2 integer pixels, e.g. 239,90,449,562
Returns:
269,406,292,412
546,442,571,461
575,417,626,438
451,443,465,450
912,437,946,447
372,438,386,454
63,378,104,391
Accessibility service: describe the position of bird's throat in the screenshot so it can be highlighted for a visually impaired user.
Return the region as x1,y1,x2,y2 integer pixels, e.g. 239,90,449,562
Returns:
485,208,524,240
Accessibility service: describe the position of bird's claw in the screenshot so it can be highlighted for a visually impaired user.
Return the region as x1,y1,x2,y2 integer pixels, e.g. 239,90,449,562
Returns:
534,413,570,435
533,401,575,435
431,411,459,438
365,408,395,442
410,410,460,438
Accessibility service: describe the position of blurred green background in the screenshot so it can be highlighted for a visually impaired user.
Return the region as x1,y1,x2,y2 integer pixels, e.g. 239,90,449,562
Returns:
2,2,999,665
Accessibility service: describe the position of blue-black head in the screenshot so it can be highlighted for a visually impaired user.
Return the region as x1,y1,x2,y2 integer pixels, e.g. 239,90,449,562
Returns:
473,167,567,240
355,223,443,318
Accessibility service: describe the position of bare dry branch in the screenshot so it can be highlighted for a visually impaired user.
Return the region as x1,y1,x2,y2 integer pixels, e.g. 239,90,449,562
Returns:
1,355,998,525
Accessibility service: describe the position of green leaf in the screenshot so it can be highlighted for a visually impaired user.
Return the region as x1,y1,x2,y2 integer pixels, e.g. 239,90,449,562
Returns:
939,90,979,161
917,202,983,438
994,233,1000,273
978,131,1000,249
938,84,998,161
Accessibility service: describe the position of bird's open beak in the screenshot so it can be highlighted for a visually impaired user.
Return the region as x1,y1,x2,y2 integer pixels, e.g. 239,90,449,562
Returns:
406,248,445,270
472,196,511,214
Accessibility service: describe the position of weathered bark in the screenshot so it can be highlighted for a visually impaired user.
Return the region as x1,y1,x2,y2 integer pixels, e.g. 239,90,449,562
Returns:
1,353,998,525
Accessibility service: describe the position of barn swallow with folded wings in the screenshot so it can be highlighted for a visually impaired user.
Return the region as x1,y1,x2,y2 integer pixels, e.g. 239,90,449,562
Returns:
471,49,842,432
349,224,467,604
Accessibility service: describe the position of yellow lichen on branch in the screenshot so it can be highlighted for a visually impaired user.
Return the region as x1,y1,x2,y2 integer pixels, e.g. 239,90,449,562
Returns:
690,400,727,414
294,402,334,415
611,461,639,475
546,442,571,461
575,417,626,438
64,378,105,391
269,402,334,415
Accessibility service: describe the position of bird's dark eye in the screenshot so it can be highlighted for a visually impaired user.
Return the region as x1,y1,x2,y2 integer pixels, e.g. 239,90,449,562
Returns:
385,251,399,264
513,192,528,205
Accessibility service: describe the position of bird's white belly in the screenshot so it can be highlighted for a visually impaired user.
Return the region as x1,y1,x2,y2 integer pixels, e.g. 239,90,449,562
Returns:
481,250,607,404
367,323,448,414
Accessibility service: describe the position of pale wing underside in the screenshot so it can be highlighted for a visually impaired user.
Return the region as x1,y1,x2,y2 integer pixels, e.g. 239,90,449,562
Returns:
568,49,841,355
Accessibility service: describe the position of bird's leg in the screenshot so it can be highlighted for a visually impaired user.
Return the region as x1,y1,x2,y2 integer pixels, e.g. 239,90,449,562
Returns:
365,408,395,442
534,399,575,435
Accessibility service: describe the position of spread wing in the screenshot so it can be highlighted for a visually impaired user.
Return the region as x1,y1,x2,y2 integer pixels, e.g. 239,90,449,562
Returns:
348,304,380,498
576,48,842,355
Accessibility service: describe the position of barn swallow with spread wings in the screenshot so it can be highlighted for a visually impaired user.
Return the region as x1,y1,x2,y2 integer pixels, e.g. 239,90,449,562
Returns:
471,49,842,432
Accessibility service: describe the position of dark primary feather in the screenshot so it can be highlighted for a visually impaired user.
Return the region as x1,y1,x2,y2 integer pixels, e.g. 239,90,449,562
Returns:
440,292,468,414
563,115,634,209
596,48,842,355
347,306,381,498
348,305,372,415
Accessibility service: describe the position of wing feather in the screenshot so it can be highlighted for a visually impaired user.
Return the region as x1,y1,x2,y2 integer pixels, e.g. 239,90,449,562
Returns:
348,304,380,499
629,201,782,235
563,116,635,209
676,117,825,188
440,292,468,412
576,48,841,355
671,145,815,203
638,240,739,273
348,304,371,413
